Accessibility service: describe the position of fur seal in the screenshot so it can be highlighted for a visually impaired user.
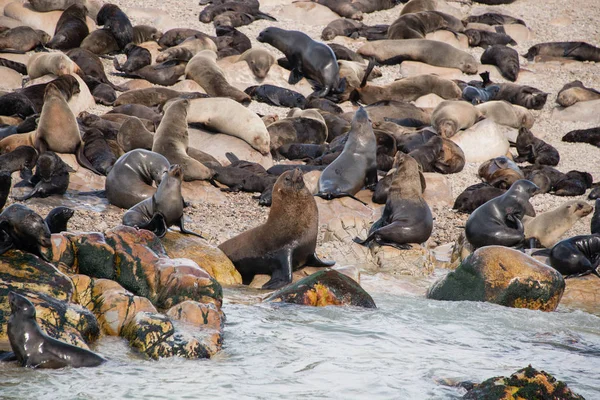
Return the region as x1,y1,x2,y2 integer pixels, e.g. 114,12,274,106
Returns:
316,107,376,202
432,100,482,138
44,206,74,233
185,50,250,103
592,199,600,234
27,53,81,79
80,29,120,55
257,27,345,97
152,99,214,181
453,183,506,214
8,292,106,368
132,25,162,44
556,80,600,107
548,235,600,278
464,13,526,26
475,100,534,129
0,145,37,174
96,3,133,50
106,149,169,209
515,127,560,166
156,36,217,63
480,45,520,82
478,156,524,189
0,172,10,211
358,39,478,73
465,179,538,249
0,204,52,257
67,48,120,91
465,29,516,48
355,152,433,249
562,127,600,148
523,165,592,197
523,42,600,62
46,4,89,50
328,43,364,63
237,47,275,79
215,25,251,57
119,60,186,86
523,200,592,248
321,18,364,41
245,84,306,108
158,28,206,48
20,75,80,113
387,11,463,40
122,164,202,238
13,151,70,201
81,128,116,175
219,169,334,289
113,44,151,73
114,87,181,107
187,97,270,155
0,26,50,52
116,116,153,152
495,84,548,110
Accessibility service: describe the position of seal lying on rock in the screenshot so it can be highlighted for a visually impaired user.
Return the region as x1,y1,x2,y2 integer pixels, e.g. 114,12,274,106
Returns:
122,164,202,238
44,206,74,234
0,204,51,258
219,169,334,289
556,80,600,107
465,179,538,249
548,235,600,278
523,42,600,62
354,153,433,249
523,200,592,248
514,127,560,166
8,292,106,368
13,151,70,201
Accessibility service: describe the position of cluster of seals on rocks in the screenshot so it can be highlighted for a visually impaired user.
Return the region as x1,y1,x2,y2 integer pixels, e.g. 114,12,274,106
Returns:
8,292,107,368
218,169,334,289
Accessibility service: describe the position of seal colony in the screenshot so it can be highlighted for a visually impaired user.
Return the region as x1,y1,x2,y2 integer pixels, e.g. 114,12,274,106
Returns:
0,0,597,393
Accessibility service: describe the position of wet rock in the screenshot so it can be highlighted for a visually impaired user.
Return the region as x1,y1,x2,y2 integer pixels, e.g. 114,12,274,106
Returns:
264,269,377,308
552,99,600,124
464,365,584,400
65,232,116,279
250,265,361,289
560,275,600,315
166,300,223,356
0,250,100,351
70,273,93,308
372,245,435,277
181,181,229,206
161,231,242,286
427,246,565,311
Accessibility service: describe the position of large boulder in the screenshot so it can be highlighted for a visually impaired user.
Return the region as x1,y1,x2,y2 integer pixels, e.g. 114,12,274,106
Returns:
464,365,584,400
264,269,377,308
161,232,242,286
450,120,510,163
427,246,565,311
560,275,600,315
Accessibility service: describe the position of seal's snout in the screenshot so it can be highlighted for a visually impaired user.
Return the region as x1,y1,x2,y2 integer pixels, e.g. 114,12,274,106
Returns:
354,107,369,123
40,236,52,248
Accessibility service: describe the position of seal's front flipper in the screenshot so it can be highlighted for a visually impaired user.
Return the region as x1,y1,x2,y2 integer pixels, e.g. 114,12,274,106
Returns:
178,218,205,239
288,68,303,85
139,213,168,237
306,253,335,268
262,249,293,290
0,228,13,255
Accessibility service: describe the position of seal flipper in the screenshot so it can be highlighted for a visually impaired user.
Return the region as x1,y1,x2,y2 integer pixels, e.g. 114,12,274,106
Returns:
177,218,205,238
0,227,13,255
288,68,303,85
305,253,335,267
262,247,293,290
76,142,102,175
314,192,367,206
138,213,168,237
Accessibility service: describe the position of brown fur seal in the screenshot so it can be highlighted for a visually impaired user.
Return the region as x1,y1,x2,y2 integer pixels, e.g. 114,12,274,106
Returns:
523,42,600,62
514,127,560,166
185,50,250,104
8,292,106,368
116,116,154,152
0,204,52,257
152,99,214,181
106,149,169,209
321,18,364,41
80,29,119,55
480,44,520,82
96,3,133,50
562,127,600,148
475,100,534,129
122,164,201,238
46,3,89,50
67,48,120,90
556,80,600,107
464,13,526,26
0,146,37,174
27,52,81,79
156,36,217,63
237,47,275,79
12,151,70,201
0,26,50,52
432,100,482,138
358,39,478,74
119,60,186,86
44,206,74,233
81,128,116,174
524,200,593,248
478,156,524,189
317,107,377,203
219,169,334,289
113,44,151,73
114,87,191,107
387,11,463,40
132,25,162,44
465,29,516,49
355,152,433,249
158,28,206,48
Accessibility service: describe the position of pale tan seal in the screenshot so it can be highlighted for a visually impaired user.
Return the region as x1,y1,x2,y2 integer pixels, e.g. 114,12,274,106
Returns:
185,50,250,103
432,100,482,138
186,97,270,155
353,74,461,104
237,47,276,79
156,36,217,63
476,100,534,129
151,98,214,181
556,80,600,108
524,200,593,248
27,52,81,79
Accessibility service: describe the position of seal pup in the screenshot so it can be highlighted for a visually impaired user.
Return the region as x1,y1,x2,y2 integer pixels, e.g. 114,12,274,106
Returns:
523,200,593,248
8,292,106,368
96,3,133,50
46,4,89,50
13,151,70,201
81,128,116,175
0,146,37,174
237,47,276,79
219,169,334,289
152,99,214,181
106,149,169,209
548,235,600,278
245,85,307,109
523,42,600,62
562,127,600,148
465,179,538,249
257,27,345,97
556,80,600,107
480,45,520,82
432,100,482,138
355,153,433,249
122,164,202,238
465,29,516,48
514,127,560,166
0,204,51,257
0,26,50,52
316,107,377,203
80,29,120,55
387,10,463,40
44,206,74,234
0,172,10,211
478,156,524,189
464,13,526,26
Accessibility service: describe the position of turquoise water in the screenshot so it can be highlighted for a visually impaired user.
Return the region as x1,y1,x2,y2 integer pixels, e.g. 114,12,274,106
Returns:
2,282,600,399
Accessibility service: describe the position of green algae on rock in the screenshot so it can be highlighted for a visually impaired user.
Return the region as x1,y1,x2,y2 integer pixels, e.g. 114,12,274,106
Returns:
463,365,585,399
264,269,377,308
427,246,565,311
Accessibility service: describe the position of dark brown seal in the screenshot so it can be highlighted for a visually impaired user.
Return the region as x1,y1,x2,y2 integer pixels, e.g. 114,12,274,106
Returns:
96,3,133,50
523,42,600,62
515,127,560,166
480,45,520,82
0,145,37,174
387,11,463,40
46,4,89,50
478,156,524,189
219,169,334,289
465,29,516,49
0,204,52,257
13,151,70,201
